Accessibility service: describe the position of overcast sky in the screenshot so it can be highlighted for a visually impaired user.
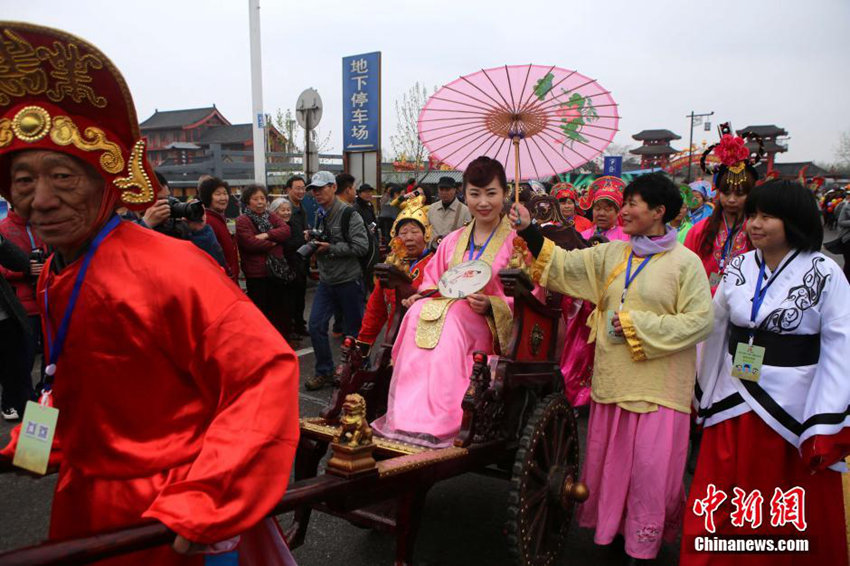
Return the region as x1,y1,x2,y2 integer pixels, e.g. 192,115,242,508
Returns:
6,0,848,164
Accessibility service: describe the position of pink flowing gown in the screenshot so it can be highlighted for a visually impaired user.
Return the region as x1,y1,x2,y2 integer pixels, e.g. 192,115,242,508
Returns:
559,296,595,407
371,222,527,448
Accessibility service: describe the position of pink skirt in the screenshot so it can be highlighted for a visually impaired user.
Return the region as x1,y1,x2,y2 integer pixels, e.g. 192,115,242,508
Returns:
559,297,594,407
578,400,690,559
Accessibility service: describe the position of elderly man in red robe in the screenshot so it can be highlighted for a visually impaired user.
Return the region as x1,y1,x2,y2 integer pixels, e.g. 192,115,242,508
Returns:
0,22,299,565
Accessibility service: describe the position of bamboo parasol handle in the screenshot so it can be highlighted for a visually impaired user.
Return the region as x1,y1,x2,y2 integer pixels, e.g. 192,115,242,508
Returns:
513,136,521,205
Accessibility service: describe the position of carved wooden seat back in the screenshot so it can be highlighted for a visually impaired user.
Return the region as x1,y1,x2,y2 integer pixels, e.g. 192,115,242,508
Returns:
498,269,562,365
322,263,417,422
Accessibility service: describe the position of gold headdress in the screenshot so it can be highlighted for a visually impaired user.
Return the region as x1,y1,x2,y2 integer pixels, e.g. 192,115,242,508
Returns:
386,195,432,267
390,195,432,243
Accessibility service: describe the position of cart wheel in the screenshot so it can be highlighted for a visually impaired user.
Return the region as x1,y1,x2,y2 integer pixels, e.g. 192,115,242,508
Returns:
506,393,587,566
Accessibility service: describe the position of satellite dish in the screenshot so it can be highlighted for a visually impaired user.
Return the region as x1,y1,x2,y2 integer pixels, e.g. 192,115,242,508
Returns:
296,88,323,130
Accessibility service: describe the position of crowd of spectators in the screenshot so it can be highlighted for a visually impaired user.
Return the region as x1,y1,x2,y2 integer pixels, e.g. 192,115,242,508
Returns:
0,169,637,416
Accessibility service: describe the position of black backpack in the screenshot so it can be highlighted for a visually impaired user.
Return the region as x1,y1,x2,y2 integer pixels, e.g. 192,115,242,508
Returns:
341,206,379,275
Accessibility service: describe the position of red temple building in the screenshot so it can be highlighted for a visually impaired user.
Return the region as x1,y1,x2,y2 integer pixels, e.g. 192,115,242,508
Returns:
630,129,681,169
141,106,288,166
736,125,787,172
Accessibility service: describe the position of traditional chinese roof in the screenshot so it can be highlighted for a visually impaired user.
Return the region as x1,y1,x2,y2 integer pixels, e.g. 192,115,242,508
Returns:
630,145,678,155
754,161,829,178
632,129,681,142
737,125,787,138
165,142,201,150
197,123,253,145
745,140,787,154
140,106,229,130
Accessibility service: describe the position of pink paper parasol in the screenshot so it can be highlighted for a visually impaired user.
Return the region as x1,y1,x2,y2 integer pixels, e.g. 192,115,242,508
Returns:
418,64,619,198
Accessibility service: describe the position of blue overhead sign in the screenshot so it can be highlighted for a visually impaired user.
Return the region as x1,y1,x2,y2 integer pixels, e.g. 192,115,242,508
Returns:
603,156,623,177
343,51,380,152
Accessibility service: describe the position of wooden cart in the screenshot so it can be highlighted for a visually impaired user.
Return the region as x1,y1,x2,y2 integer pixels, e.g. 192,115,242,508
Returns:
0,197,589,566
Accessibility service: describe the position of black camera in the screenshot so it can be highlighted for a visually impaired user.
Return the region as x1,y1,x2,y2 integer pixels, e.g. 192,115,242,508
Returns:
29,249,46,264
168,197,205,222
296,228,330,259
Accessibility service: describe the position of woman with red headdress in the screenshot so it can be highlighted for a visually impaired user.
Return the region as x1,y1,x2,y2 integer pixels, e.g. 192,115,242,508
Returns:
553,182,593,232
684,126,759,295
579,175,628,243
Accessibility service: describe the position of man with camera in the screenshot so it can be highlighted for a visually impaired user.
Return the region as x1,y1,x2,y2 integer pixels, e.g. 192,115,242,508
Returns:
335,173,379,297
141,173,227,268
302,171,369,391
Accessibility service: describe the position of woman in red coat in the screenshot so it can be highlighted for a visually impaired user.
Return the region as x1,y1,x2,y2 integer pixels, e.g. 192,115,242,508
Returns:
198,176,240,283
236,184,292,339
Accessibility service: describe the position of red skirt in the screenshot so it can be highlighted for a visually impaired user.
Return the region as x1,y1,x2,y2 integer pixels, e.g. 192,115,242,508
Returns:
681,412,847,566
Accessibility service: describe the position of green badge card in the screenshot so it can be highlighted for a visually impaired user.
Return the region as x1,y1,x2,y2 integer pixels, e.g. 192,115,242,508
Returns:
732,343,765,382
13,401,59,475
606,309,626,344
709,272,722,287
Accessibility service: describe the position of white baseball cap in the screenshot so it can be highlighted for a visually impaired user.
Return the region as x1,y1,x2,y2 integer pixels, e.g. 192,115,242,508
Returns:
306,171,336,190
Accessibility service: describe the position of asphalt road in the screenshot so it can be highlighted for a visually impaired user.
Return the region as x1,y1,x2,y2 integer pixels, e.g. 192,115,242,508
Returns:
0,233,844,565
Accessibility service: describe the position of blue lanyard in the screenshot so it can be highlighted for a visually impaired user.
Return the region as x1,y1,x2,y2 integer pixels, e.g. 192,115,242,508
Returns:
467,224,499,262
748,249,800,338
25,224,37,250
409,248,431,274
42,215,121,389
718,218,741,271
620,252,654,308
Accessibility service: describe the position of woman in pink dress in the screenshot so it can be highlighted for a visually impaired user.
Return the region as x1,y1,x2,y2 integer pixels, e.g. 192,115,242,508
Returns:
371,156,533,448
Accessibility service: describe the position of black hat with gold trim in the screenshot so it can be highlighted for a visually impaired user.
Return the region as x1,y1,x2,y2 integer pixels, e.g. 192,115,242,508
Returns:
0,21,159,210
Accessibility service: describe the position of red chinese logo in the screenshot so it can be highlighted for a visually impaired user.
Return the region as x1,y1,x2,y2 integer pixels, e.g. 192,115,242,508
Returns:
693,483,728,533
769,487,807,532
730,487,764,529
693,485,808,533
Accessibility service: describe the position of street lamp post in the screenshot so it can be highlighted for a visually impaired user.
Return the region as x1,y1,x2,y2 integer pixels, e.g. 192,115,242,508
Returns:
686,110,714,182
248,0,266,185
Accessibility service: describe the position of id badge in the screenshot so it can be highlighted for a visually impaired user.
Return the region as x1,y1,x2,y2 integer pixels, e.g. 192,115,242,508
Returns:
13,401,59,475
606,309,625,344
709,272,723,287
731,343,765,382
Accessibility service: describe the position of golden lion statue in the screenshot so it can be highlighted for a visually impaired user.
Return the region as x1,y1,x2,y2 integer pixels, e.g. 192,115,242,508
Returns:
337,394,373,447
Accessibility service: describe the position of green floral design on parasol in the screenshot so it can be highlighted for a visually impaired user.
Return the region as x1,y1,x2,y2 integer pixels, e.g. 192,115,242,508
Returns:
557,90,598,147
533,72,555,100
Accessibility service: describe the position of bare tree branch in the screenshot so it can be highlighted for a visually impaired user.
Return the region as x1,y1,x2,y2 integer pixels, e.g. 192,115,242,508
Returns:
836,130,850,165
390,82,435,168
272,107,333,154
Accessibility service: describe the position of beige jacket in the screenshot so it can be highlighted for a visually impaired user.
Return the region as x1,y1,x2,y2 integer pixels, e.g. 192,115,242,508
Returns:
427,198,471,239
